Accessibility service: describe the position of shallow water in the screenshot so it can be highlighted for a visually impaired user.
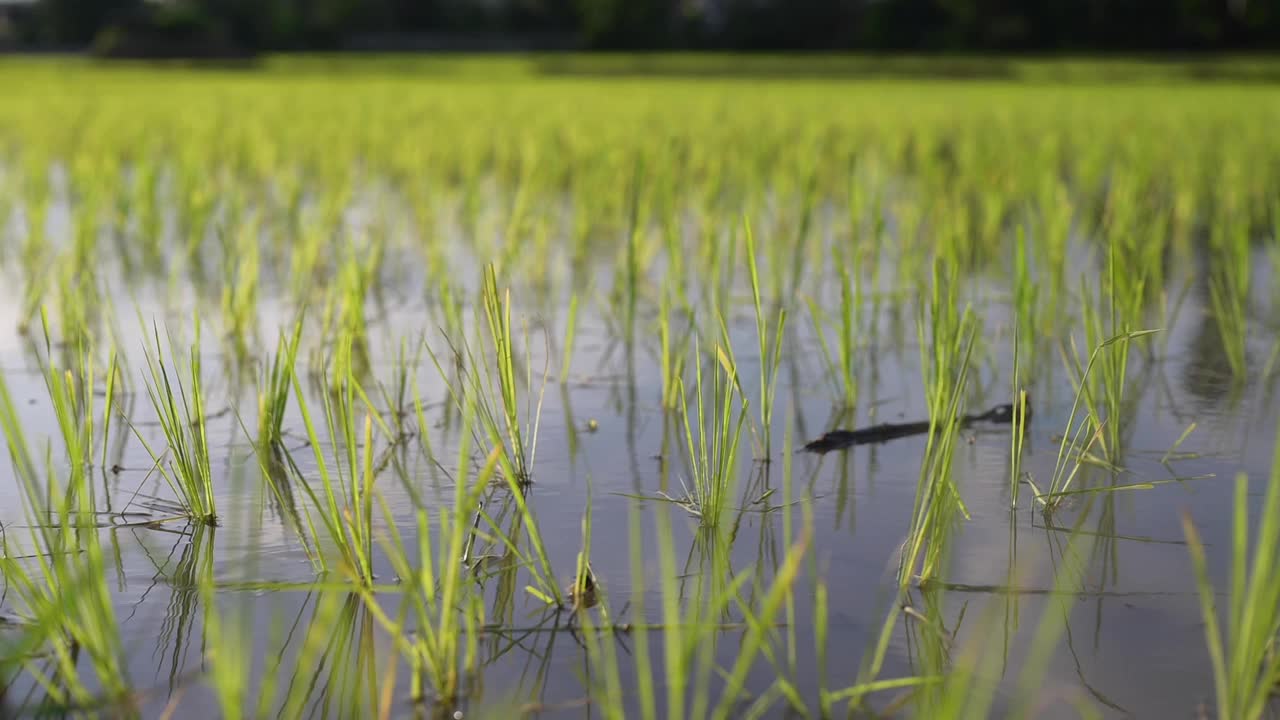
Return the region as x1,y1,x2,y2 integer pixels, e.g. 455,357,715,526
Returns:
0,186,1278,719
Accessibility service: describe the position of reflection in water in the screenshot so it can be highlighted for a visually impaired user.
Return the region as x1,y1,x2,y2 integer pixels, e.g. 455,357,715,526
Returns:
148,524,214,694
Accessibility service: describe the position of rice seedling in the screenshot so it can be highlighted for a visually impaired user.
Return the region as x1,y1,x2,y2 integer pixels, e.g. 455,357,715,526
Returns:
743,220,787,461
1011,226,1039,375
658,286,693,411
135,321,218,526
287,340,382,586
558,292,579,386
1206,220,1251,380
219,215,262,361
668,336,750,529
568,482,598,612
1065,238,1159,465
421,266,564,608
441,263,548,486
802,241,859,414
578,491,814,719
1181,425,1280,720
1029,328,1160,515
256,319,304,456
0,369,133,715
356,399,492,710
1009,325,1029,507
899,259,979,588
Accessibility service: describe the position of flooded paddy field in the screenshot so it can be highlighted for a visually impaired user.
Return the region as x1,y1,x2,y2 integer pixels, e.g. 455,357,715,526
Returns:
0,57,1279,719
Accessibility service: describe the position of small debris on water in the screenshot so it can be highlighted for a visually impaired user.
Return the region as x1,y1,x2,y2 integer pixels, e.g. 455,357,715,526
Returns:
586,418,599,432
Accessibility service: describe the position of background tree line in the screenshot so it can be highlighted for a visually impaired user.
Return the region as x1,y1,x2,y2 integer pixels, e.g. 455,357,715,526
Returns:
11,0,1280,54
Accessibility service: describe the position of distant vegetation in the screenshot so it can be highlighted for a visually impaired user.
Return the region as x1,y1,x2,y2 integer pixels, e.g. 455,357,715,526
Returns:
6,0,1280,55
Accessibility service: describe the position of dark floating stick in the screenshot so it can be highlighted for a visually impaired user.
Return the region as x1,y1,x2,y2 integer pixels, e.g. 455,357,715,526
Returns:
802,396,1032,454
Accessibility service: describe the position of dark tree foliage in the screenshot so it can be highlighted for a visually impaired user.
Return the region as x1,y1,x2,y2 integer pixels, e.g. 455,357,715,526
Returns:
36,0,142,45
23,0,1280,52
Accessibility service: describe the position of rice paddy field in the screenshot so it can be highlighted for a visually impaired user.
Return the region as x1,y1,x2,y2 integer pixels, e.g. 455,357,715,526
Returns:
1,54,1280,719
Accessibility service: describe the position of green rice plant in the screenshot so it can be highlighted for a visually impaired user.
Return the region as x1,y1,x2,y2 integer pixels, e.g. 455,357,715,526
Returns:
475,263,547,484
569,481,598,612
425,270,563,605
802,254,859,414
743,220,787,461
239,320,311,549
257,319,305,454
672,337,749,529
135,321,217,526
1009,325,1030,507
319,248,373,382
1206,220,1251,380
370,337,421,447
0,369,133,715
288,340,381,586
51,260,95,355
1011,225,1039,375
899,260,979,588
843,497,1101,717
356,402,494,710
27,310,109,486
558,291,579,385
1028,329,1160,515
219,213,262,360
577,494,813,720
658,286,692,411
1073,242,1160,463
1181,428,1280,720
1034,179,1073,338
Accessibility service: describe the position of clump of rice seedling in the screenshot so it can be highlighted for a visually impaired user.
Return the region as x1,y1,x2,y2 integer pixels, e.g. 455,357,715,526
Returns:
135,321,218,526
1181,424,1280,720
803,277,857,414
671,336,749,529
658,286,692,411
0,369,133,714
431,264,548,485
1206,220,1251,380
256,319,304,454
478,264,547,483
219,215,262,360
424,267,564,608
320,247,374,382
568,483,599,611
1029,328,1159,515
357,399,493,711
1011,226,1039,373
1069,235,1154,463
1009,325,1030,507
743,219,787,461
578,489,814,720
288,337,382,586
899,260,979,588
558,291,579,385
